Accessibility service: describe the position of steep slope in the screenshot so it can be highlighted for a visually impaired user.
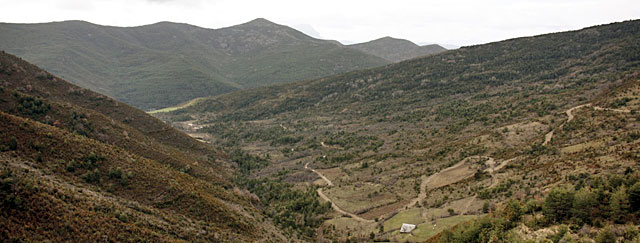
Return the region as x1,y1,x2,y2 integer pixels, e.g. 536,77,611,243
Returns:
157,20,640,241
0,51,289,241
349,36,447,62
0,18,389,110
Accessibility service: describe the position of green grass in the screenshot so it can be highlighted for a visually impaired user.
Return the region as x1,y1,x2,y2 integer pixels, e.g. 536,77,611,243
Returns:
148,97,204,114
394,215,478,242
324,183,396,214
383,208,426,231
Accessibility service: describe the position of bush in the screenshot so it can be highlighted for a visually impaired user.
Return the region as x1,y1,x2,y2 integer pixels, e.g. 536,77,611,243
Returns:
624,225,639,241
482,201,490,213
595,227,616,243
108,167,123,179
66,161,76,172
549,225,568,243
83,168,101,183
8,137,17,150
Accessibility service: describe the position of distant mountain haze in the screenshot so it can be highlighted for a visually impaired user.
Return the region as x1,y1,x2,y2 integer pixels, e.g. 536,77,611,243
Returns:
2,18,448,110
349,36,447,62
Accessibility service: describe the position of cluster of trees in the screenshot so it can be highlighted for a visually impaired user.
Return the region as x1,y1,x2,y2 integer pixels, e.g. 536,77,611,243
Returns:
543,178,640,225
229,149,269,174
0,169,23,209
324,131,383,153
231,148,330,239
240,178,331,238
442,172,640,242
16,94,50,115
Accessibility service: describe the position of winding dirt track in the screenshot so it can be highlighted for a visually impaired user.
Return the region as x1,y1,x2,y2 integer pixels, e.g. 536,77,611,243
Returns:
406,159,469,208
309,103,633,223
543,104,590,145
309,103,632,221
316,188,374,223
305,162,333,186
305,162,373,222
408,155,514,210
543,104,631,145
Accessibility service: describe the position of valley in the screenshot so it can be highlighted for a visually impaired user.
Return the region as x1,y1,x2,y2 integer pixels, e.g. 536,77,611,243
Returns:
1,14,639,242
154,20,640,241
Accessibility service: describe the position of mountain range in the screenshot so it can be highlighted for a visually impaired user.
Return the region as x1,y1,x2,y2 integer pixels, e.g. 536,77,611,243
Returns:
0,18,446,110
2,16,640,242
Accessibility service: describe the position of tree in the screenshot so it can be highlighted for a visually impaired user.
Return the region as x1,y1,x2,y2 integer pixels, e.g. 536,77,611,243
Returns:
571,187,598,224
629,182,640,211
482,201,491,213
609,185,630,224
502,199,522,225
543,185,575,223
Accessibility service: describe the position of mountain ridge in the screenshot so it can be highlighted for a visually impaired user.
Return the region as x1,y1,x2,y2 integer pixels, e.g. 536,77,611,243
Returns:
0,18,390,110
0,50,301,241
349,36,447,62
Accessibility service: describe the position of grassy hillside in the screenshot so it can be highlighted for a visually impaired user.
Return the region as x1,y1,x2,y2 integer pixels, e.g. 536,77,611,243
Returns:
157,20,640,241
0,19,389,110
350,36,447,62
0,51,306,241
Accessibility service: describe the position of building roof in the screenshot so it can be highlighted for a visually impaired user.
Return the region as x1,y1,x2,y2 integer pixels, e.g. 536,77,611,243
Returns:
399,223,416,233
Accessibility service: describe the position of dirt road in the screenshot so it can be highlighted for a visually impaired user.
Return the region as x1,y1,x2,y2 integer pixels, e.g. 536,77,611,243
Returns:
305,162,373,222
305,162,334,186
407,156,482,208
408,155,515,210
544,103,631,145
316,188,374,223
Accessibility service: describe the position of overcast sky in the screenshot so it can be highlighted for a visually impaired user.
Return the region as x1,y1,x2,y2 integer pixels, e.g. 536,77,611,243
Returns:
1,0,639,47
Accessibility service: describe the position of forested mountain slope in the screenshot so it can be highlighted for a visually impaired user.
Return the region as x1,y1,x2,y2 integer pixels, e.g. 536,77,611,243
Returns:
0,51,295,242
0,18,389,110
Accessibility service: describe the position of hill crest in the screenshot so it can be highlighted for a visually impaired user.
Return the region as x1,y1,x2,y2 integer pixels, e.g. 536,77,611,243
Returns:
0,19,390,110
350,36,447,62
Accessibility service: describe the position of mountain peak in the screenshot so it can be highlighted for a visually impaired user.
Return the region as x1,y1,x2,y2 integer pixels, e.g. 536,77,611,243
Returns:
243,18,278,27
372,36,417,46
379,36,400,41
